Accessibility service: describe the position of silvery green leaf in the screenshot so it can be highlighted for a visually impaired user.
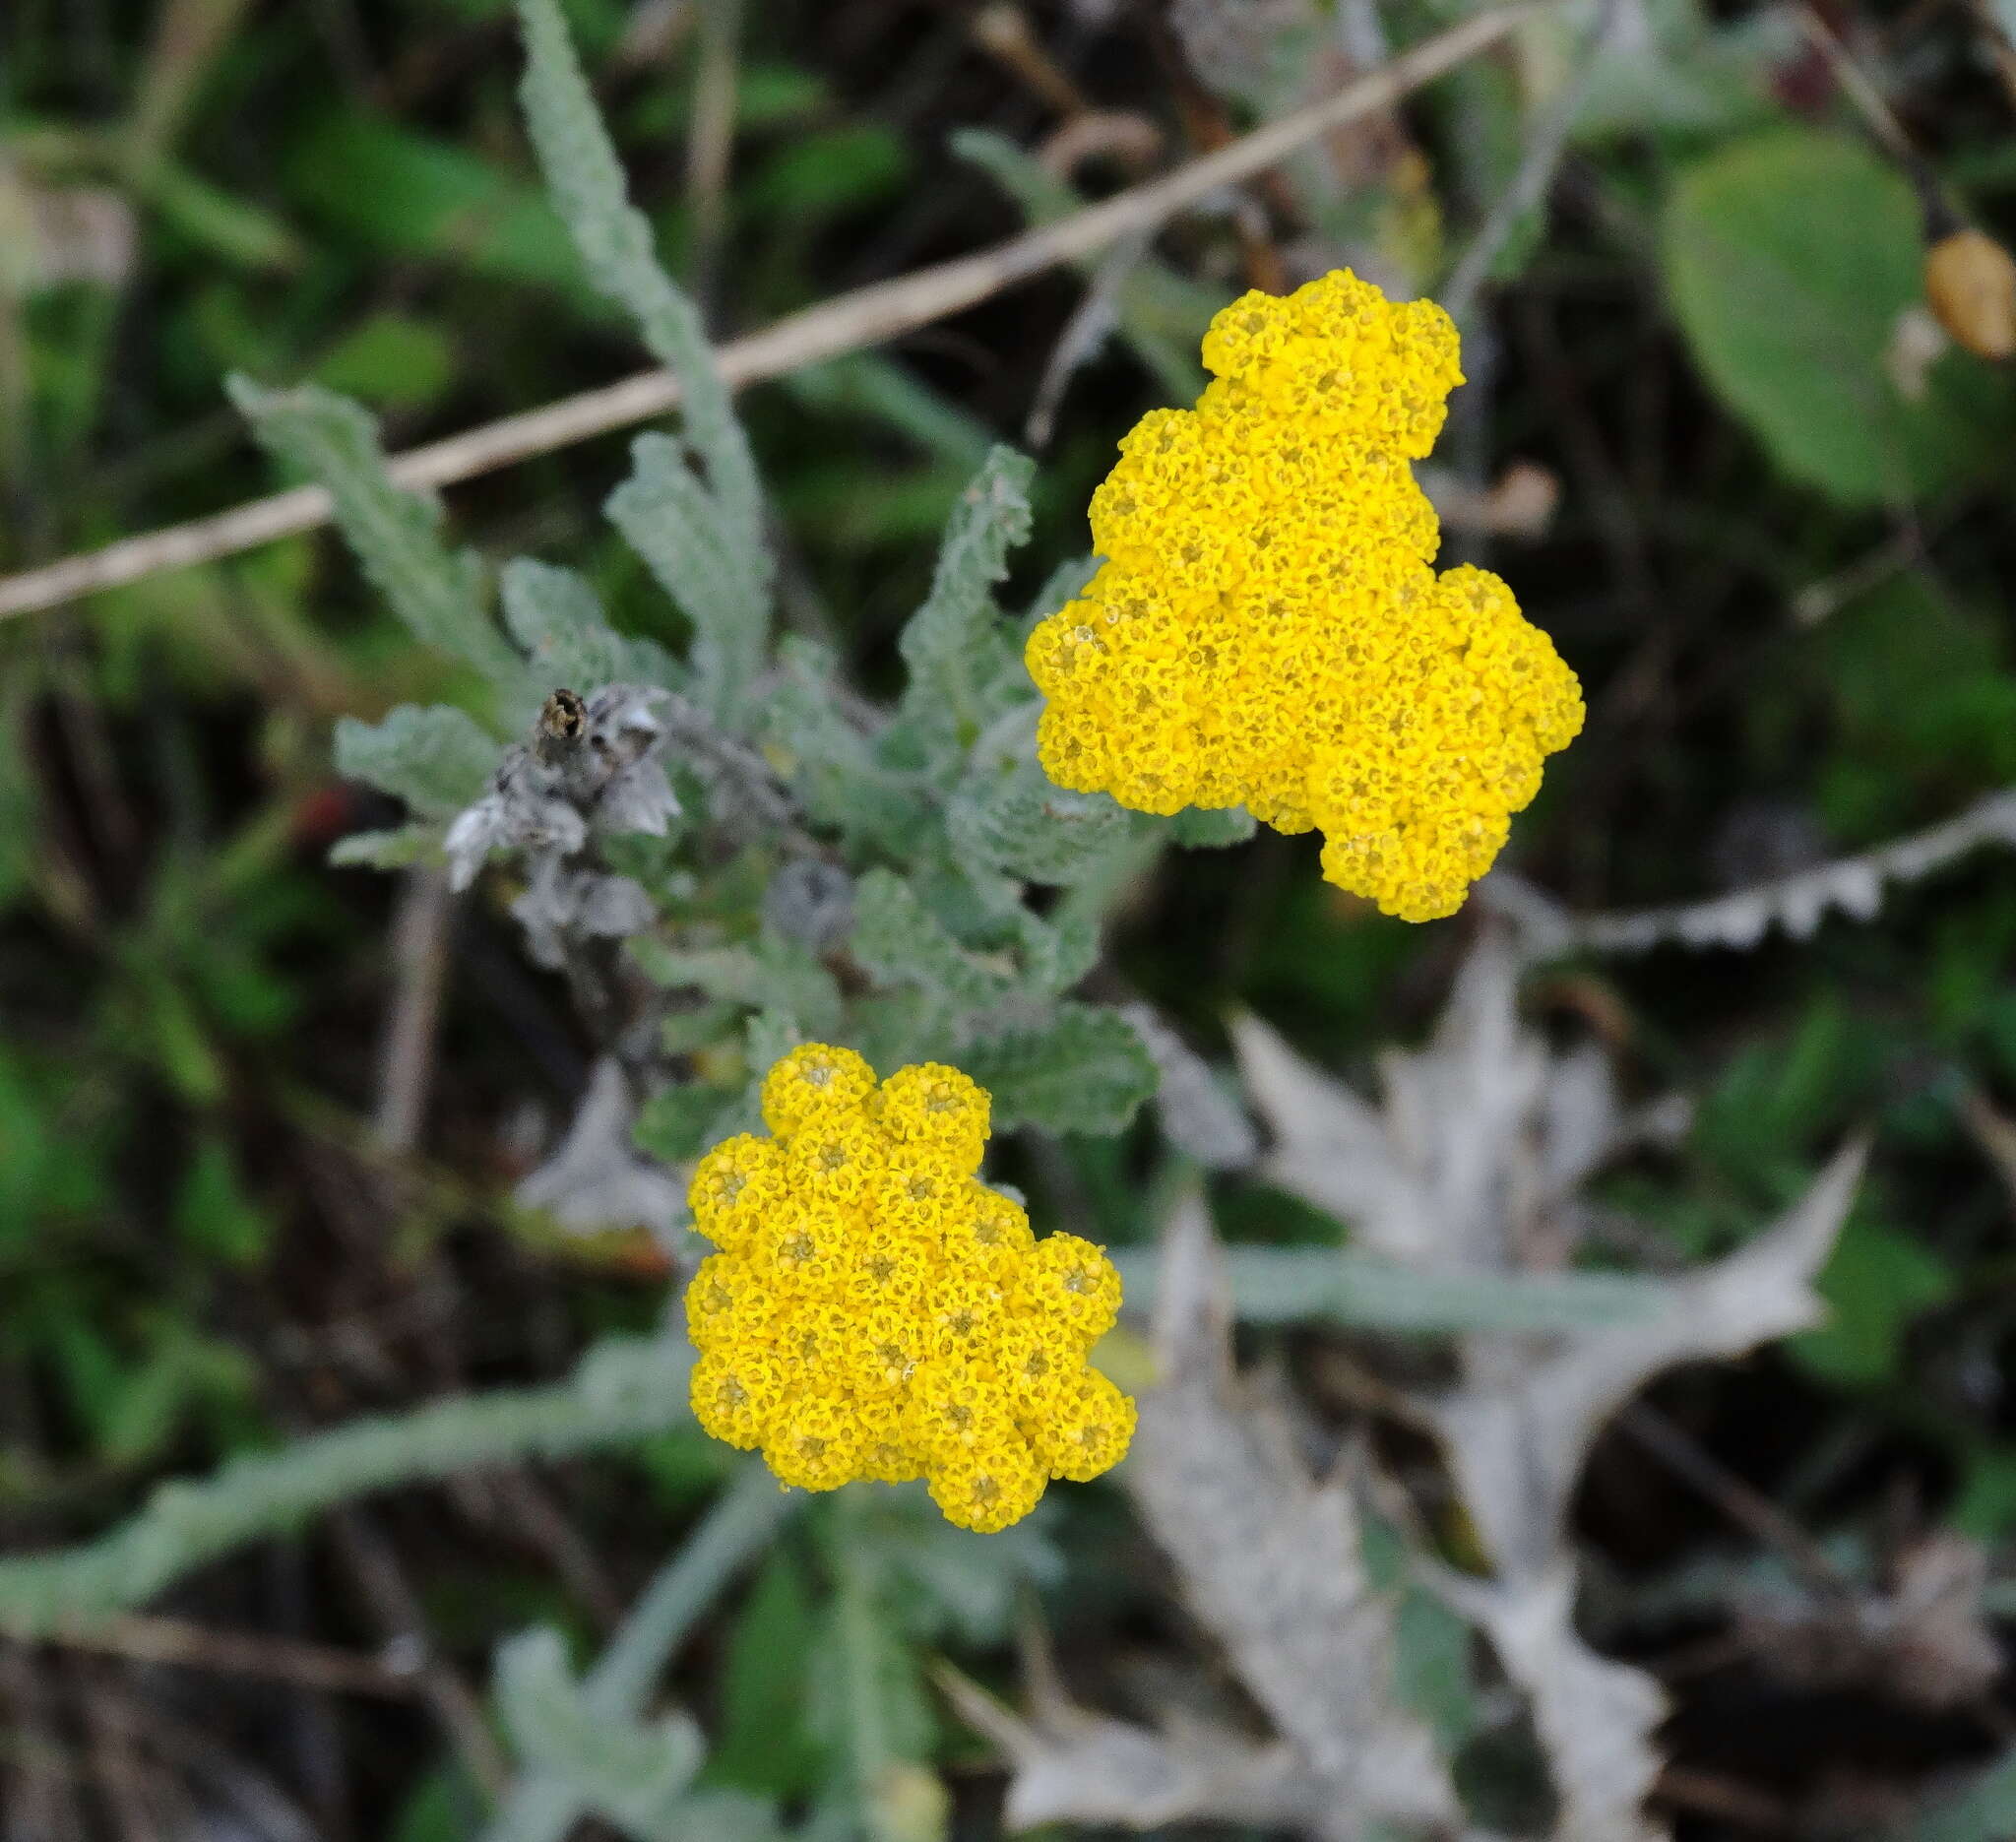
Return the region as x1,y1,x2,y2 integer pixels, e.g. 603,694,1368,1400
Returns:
891,447,1035,776
328,824,442,871
335,704,503,817
494,1625,705,1839
228,377,523,686
630,939,842,1040
850,868,1015,1014
1170,805,1257,848
962,1001,1157,1135
949,757,1142,886
759,640,922,850
1014,906,1100,999
501,557,680,694
846,1484,1062,1646
607,433,769,720
1020,553,1099,638
514,0,760,545
633,1081,737,1164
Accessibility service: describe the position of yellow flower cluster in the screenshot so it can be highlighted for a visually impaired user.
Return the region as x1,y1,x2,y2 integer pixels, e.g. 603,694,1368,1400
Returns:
684,1045,1135,1532
1028,270,1584,922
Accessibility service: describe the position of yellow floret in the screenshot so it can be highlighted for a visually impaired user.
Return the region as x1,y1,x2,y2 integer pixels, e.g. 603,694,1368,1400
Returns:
1020,1234,1123,1345
680,1048,1134,1528
1027,269,1582,921
877,1062,990,1171
760,1043,877,1135
929,1437,1049,1534
1030,1369,1138,1483
688,1134,784,1251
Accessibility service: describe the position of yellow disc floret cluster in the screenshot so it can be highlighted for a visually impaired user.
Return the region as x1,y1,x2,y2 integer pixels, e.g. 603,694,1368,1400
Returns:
1027,270,1584,922
684,1044,1135,1532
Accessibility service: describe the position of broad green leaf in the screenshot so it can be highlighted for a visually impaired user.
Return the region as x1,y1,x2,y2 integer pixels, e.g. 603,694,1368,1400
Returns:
961,1001,1156,1136
229,379,524,684
285,114,580,290
1790,1213,1953,1386
500,558,680,694
334,704,501,816
707,1550,824,1796
634,1081,737,1164
1663,128,2005,504
313,313,458,411
173,1138,272,1268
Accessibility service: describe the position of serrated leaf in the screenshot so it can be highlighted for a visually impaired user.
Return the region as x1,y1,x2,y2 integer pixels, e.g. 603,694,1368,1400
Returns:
759,643,926,851
501,557,680,694
606,432,769,719
335,704,501,817
1663,128,2007,504
630,938,843,1039
891,448,1035,775
961,1002,1157,1136
949,758,1142,886
514,0,760,544
229,378,523,683
850,870,1014,1014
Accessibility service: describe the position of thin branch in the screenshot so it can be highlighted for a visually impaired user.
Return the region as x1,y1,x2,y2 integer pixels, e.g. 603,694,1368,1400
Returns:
1442,0,1619,326
1481,787,2016,959
0,0,1549,623
14,1611,421,1701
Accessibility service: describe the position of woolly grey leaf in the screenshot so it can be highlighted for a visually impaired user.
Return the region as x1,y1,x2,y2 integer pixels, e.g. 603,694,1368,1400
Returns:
329,824,442,871
1483,787,2016,962
517,1060,684,1236
597,759,680,839
1169,805,1258,848
336,704,502,818
761,858,855,952
1432,1140,1866,1580
850,868,1016,1015
1121,1004,1258,1171
1124,1189,1464,1837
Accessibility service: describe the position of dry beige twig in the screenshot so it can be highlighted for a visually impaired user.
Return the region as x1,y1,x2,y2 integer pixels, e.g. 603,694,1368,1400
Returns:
0,0,1545,624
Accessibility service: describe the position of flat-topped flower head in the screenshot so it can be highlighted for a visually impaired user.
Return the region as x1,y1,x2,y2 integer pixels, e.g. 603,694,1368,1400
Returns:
1030,269,1583,922
682,1045,1134,1530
